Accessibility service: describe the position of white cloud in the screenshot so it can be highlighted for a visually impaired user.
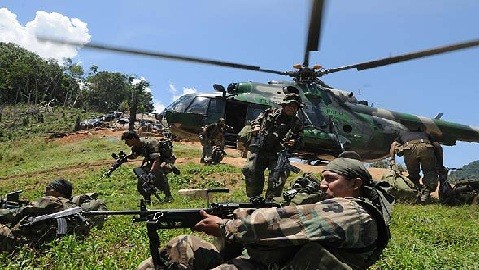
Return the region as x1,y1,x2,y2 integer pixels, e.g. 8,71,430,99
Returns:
0,8,90,63
169,82,197,101
153,101,165,113
131,77,153,93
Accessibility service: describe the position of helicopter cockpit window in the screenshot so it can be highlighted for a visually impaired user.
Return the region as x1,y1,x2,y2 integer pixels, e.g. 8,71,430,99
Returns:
166,95,195,113
186,96,209,114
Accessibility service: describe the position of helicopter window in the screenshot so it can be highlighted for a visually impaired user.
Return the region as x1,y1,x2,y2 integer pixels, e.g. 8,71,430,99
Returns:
166,95,195,113
186,96,209,114
207,98,225,114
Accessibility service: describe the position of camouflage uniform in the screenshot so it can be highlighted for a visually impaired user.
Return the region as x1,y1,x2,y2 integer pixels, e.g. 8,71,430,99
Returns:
137,197,390,270
131,137,177,201
1,192,107,253
242,106,303,199
200,119,226,164
390,131,439,201
0,196,78,252
137,158,393,270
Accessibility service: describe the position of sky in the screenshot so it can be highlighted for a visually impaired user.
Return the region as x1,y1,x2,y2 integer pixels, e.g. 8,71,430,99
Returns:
1,0,479,168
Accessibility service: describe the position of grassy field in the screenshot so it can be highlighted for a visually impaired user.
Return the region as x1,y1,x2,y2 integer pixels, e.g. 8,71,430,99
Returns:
1,131,479,269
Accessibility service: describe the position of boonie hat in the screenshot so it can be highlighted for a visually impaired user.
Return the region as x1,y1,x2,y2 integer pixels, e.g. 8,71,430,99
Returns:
281,93,303,107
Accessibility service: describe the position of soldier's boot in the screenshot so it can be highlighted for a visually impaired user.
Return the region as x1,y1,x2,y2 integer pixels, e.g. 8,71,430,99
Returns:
163,185,174,203
420,187,431,204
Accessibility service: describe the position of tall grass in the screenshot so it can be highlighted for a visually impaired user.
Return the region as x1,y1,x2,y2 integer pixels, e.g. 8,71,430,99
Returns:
1,134,479,269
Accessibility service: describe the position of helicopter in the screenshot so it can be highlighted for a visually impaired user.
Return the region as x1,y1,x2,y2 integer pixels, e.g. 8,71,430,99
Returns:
38,0,479,162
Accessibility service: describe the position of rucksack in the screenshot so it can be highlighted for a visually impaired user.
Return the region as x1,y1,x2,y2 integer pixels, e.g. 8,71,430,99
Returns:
71,193,108,229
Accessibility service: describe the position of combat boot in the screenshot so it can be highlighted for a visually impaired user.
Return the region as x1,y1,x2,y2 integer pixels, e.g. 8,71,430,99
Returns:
420,187,431,204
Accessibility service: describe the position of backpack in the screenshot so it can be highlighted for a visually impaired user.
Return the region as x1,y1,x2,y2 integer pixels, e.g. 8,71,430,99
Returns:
237,124,252,146
71,193,108,229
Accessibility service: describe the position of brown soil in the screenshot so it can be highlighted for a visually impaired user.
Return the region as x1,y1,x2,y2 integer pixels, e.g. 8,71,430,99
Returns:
47,128,388,180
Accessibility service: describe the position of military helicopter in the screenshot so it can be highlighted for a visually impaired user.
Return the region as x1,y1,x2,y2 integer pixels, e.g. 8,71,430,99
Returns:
39,0,479,162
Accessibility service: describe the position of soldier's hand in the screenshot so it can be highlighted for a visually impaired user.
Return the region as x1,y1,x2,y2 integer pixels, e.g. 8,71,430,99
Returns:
192,209,222,237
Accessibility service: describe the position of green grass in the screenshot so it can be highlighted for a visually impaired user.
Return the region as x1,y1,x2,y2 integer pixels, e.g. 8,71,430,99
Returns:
1,131,479,269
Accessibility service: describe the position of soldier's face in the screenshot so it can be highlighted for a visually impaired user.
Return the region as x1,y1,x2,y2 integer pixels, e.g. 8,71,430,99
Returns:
123,138,134,147
282,103,299,116
45,187,63,197
320,171,357,198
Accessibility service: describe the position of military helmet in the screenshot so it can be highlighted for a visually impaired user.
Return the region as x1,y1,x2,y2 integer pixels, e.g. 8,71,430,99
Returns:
281,93,303,107
46,178,73,198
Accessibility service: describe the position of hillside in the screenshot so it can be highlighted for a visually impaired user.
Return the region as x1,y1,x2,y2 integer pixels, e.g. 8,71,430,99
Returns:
1,122,479,269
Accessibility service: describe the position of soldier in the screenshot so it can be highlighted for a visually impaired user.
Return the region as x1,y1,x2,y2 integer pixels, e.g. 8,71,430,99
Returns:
389,128,444,203
242,93,304,200
121,131,178,203
0,179,104,253
136,157,394,270
200,117,227,164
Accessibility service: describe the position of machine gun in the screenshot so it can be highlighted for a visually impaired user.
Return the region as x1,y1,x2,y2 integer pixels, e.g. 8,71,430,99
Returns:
143,196,278,268
133,167,163,203
103,150,128,178
19,193,277,268
1,190,29,209
271,147,301,189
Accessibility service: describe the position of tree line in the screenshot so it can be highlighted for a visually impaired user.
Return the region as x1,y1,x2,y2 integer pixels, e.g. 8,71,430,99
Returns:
0,42,154,114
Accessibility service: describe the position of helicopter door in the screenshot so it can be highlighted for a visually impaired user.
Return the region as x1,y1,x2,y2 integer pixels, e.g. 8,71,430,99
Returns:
224,101,247,133
223,101,248,147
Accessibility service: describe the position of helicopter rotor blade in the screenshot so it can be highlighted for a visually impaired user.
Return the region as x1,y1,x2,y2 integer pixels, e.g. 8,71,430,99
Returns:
303,0,324,68
323,38,479,75
36,36,285,75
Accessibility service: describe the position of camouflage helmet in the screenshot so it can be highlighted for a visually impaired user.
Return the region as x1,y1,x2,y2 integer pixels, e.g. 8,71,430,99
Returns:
281,93,303,107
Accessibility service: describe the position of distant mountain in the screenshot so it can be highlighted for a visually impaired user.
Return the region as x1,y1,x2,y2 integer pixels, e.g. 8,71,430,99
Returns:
448,160,479,182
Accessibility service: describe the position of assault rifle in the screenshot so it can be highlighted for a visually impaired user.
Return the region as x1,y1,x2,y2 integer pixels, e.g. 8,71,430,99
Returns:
271,148,301,189
1,190,29,209
103,151,128,178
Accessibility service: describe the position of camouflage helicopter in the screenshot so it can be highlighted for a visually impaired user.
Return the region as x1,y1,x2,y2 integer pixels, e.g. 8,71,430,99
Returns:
39,0,479,162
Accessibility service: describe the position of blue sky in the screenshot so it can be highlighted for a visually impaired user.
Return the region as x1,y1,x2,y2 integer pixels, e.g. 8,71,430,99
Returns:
1,0,479,168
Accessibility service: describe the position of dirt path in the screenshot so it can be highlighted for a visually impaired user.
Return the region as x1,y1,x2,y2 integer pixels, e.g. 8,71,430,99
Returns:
40,128,389,180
